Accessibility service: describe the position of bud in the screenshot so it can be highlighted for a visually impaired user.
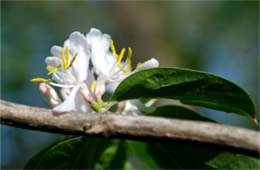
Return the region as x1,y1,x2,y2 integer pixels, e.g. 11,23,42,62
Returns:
80,88,93,104
39,83,61,107
117,101,126,113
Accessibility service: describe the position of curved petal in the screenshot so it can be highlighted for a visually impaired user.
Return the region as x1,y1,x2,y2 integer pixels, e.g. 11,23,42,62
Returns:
51,71,75,85
45,56,62,67
50,46,63,58
95,74,107,97
60,87,71,100
52,85,80,113
106,58,159,93
106,52,117,74
68,32,90,82
53,85,89,113
106,78,123,93
87,28,112,75
134,58,159,72
85,67,95,89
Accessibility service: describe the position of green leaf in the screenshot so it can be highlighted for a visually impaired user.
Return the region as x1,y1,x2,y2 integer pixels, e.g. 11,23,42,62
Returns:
207,152,260,169
128,141,160,169
25,136,131,169
130,141,260,169
131,105,259,169
111,67,256,118
144,105,215,122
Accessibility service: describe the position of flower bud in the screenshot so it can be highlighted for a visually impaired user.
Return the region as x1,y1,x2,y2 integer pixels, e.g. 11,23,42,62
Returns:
80,88,93,104
39,83,61,107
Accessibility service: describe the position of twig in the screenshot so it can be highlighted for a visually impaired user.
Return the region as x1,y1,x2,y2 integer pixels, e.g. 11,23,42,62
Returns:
1,100,259,154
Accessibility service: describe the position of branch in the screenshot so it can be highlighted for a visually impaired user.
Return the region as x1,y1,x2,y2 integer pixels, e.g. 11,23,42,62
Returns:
1,100,259,154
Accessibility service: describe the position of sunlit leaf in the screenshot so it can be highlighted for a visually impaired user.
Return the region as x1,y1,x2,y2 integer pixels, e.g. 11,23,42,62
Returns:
112,68,256,118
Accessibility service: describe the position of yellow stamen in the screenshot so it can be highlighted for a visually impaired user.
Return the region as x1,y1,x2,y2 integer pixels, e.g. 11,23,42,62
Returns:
47,64,62,76
67,53,77,69
30,78,52,83
46,65,54,72
123,47,132,73
60,46,76,70
103,102,108,107
61,49,67,70
110,40,118,60
136,62,142,69
31,46,78,84
65,46,69,68
117,48,125,67
111,40,133,73
91,80,97,93
126,47,132,72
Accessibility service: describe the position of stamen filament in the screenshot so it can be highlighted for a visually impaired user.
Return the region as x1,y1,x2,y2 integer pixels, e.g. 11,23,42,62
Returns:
110,40,118,60
47,63,62,76
31,78,52,83
67,53,77,69
136,62,142,69
126,47,132,72
117,48,125,68
91,80,97,93
46,65,54,72
65,46,69,68
110,40,133,73
61,49,67,70
123,47,132,73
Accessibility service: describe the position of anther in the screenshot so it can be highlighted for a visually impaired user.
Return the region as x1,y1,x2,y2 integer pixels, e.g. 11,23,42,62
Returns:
31,78,52,83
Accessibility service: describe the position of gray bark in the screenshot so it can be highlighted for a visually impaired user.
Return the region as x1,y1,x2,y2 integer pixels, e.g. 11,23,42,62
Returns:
1,100,259,154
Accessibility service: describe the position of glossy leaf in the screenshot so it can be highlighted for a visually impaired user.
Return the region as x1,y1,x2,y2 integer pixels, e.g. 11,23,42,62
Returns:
129,104,259,169
111,68,256,118
25,136,131,169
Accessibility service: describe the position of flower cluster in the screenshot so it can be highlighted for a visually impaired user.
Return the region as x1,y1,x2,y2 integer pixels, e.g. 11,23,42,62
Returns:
31,28,159,113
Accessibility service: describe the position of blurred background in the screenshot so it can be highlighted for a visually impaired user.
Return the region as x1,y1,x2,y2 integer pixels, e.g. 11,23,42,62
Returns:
1,1,259,168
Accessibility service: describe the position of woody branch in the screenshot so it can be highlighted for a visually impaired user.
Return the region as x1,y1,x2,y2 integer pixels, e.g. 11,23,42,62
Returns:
1,100,259,155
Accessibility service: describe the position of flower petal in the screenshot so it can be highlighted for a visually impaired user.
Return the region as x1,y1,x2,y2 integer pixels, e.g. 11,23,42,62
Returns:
135,58,159,72
60,87,71,100
87,28,114,75
50,46,63,58
45,56,62,67
106,81,120,93
52,85,89,113
95,74,107,97
68,31,90,82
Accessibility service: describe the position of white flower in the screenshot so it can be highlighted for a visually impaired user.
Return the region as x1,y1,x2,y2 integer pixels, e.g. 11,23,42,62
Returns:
87,28,159,93
32,28,160,114
31,32,91,113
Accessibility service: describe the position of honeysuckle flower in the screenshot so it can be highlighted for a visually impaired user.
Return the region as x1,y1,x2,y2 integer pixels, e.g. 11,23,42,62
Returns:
31,28,160,114
31,31,91,112
87,28,159,93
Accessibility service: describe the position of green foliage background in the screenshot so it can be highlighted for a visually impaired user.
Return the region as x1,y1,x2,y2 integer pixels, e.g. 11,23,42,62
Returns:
1,1,259,169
